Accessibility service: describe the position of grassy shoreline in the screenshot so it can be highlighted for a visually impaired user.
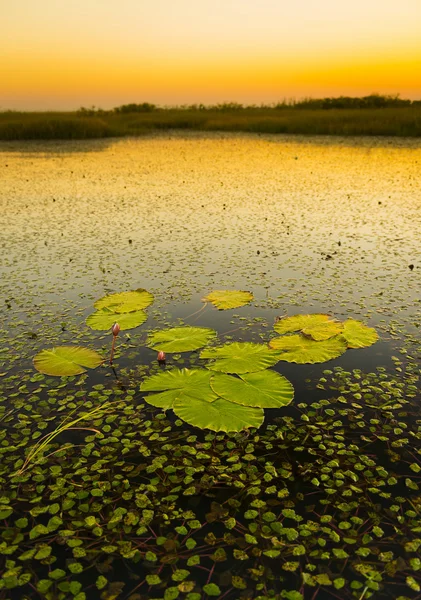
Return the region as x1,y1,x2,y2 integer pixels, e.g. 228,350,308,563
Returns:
1,106,421,139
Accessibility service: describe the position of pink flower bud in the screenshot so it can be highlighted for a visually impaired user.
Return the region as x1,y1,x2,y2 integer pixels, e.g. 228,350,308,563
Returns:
157,351,166,362
112,323,120,336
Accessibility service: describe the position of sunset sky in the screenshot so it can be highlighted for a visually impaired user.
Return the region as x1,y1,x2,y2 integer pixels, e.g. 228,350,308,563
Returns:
1,0,420,110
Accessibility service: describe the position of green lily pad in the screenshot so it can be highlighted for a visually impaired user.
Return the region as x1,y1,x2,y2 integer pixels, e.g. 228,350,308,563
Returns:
140,368,218,409
342,319,379,348
201,342,282,374
94,289,154,313
210,371,294,408
33,346,103,376
173,396,264,432
303,320,343,341
274,314,332,335
147,326,217,353
203,290,253,310
86,309,147,331
269,334,347,364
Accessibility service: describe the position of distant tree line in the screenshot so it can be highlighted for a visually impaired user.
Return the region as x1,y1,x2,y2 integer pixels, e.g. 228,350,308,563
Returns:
75,95,420,116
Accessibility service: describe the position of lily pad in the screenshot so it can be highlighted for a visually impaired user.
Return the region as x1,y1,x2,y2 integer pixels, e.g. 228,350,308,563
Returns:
302,320,344,341
173,396,264,432
33,346,103,376
147,327,217,353
203,290,253,310
269,334,347,364
86,309,147,331
274,314,332,335
94,289,154,313
201,342,282,374
211,371,294,408
342,319,379,348
140,368,218,409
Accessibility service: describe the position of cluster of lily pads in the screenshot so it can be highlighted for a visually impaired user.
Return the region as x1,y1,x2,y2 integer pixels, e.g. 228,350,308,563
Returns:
32,289,379,433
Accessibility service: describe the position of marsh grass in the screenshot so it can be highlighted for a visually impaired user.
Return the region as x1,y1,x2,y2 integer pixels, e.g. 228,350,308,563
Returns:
14,402,112,476
1,105,420,139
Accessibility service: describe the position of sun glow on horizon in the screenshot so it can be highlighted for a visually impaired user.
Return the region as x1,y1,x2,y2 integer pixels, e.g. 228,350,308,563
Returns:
1,0,420,110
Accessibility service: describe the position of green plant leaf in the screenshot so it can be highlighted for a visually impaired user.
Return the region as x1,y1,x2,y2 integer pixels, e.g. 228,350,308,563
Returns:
202,583,221,596
147,326,217,352
274,314,332,334
140,368,218,409
173,396,264,432
94,288,153,313
203,290,253,310
210,370,294,408
269,335,347,364
201,342,282,373
86,309,147,331
342,319,379,348
33,346,103,376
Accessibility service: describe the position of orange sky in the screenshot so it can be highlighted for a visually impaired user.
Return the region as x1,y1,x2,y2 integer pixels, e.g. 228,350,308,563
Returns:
1,0,420,110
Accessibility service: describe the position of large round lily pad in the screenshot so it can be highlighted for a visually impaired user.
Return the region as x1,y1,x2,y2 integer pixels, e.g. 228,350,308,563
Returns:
274,314,331,335
302,320,344,341
211,371,294,408
173,396,264,432
147,326,217,353
33,346,103,376
203,290,254,310
342,319,379,348
94,289,154,313
201,342,282,374
269,334,347,364
86,309,147,331
140,368,218,409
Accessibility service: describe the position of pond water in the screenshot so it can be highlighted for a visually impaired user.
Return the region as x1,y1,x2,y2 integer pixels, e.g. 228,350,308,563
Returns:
1,133,421,600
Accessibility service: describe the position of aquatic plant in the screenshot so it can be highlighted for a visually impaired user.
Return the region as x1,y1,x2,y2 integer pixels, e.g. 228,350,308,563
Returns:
203,289,254,310
109,322,120,365
33,346,103,376
147,326,217,353
86,289,154,331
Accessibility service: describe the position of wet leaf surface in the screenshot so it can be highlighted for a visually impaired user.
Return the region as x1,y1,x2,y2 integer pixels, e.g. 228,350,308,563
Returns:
33,345,103,376
203,290,253,310
210,370,294,408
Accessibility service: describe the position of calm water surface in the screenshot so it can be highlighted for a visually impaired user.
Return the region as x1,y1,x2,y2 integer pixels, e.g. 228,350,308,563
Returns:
1,133,421,600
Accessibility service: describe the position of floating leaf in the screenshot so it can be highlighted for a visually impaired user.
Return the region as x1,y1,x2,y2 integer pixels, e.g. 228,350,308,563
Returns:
211,371,294,408
33,346,103,376
201,342,282,374
342,319,379,348
302,321,343,341
86,309,147,331
203,290,253,310
173,396,264,432
140,368,218,409
147,326,216,352
94,289,153,313
269,335,347,364
274,314,331,335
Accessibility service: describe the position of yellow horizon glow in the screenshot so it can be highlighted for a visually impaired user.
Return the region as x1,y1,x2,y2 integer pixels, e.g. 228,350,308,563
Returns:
1,0,420,110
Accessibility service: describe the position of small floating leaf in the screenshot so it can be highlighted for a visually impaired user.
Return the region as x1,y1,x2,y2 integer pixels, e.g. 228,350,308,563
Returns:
211,371,294,408
173,396,264,432
269,335,347,364
86,309,147,331
33,346,103,376
203,290,253,310
147,326,216,352
201,342,282,373
94,289,154,313
342,319,379,348
140,368,218,409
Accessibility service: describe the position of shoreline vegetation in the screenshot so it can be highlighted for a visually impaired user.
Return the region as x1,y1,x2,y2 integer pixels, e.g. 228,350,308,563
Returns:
1,95,420,140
